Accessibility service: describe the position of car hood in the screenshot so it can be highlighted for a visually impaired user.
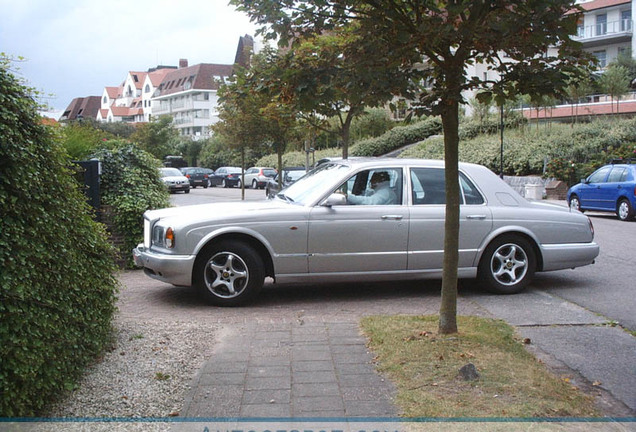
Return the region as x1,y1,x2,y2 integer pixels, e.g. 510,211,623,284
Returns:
144,200,296,226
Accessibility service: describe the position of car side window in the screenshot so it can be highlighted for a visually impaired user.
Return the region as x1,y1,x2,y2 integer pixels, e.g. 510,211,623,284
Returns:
459,173,485,205
410,168,484,205
588,167,611,183
341,168,402,205
607,167,626,183
410,168,446,204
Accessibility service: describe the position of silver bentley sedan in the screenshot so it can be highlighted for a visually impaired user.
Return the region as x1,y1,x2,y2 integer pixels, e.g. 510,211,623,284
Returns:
133,158,599,306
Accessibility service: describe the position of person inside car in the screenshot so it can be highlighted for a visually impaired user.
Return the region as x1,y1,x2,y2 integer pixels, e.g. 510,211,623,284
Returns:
347,171,397,205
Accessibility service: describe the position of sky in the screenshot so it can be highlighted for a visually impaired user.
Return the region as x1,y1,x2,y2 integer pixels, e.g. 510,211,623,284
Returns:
0,0,259,118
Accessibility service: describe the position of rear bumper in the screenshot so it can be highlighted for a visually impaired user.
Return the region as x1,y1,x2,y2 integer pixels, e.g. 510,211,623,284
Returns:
132,244,195,286
540,242,600,271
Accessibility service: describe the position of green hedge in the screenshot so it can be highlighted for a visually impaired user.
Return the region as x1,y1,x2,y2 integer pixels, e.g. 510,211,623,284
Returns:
255,117,443,167
401,118,636,182
93,143,171,267
1,63,118,416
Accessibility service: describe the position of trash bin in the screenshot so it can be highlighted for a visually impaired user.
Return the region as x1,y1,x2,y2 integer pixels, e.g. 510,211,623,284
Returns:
524,183,543,200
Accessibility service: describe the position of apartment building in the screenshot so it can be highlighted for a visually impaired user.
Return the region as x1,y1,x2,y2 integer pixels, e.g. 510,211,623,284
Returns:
62,35,255,139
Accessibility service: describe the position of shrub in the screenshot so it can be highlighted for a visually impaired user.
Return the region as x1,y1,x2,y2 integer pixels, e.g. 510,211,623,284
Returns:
92,142,170,267
1,62,118,416
351,117,442,157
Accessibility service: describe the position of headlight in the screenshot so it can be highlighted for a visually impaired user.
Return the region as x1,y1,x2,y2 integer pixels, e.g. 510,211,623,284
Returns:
152,225,175,249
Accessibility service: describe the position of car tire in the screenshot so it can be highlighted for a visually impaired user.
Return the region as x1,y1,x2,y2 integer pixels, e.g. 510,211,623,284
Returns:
569,195,582,212
194,241,265,306
204,183,208,189
478,234,536,294
252,179,258,189
222,179,227,188
237,179,242,189
617,198,635,221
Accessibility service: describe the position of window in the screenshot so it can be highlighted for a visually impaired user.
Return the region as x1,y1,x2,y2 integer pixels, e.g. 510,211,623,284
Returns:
596,14,607,36
144,84,150,93
588,166,611,183
608,167,626,183
593,50,607,68
621,10,632,32
410,168,484,205
340,168,402,206
103,96,107,103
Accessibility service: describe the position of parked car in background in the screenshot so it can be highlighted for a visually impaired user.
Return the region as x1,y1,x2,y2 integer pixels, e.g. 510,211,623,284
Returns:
158,167,190,194
567,160,636,221
244,167,277,189
135,158,599,306
266,167,307,198
180,167,210,188
200,168,215,187
209,167,242,188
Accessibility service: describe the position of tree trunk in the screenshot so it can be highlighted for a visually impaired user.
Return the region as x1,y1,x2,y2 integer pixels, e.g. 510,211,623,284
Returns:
439,99,461,335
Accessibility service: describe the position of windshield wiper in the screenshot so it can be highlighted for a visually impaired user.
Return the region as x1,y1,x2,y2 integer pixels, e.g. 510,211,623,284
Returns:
276,193,295,203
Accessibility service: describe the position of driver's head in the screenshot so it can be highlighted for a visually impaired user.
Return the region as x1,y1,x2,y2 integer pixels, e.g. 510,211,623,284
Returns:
370,171,390,188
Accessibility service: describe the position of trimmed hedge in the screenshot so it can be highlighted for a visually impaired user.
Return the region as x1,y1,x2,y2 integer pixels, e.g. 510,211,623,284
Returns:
255,117,443,167
1,63,118,416
93,143,171,268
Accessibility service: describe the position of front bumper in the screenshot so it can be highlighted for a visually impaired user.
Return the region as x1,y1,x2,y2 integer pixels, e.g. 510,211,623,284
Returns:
132,244,196,287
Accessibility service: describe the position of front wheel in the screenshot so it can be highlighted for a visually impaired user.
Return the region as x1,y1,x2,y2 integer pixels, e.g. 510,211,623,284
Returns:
237,179,242,189
194,241,265,306
478,235,536,294
617,198,635,221
569,195,582,212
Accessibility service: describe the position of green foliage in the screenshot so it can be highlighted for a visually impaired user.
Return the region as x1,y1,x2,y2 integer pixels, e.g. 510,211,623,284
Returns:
59,121,112,160
130,115,181,160
401,118,636,184
92,142,170,267
348,108,395,142
351,117,443,156
1,61,118,416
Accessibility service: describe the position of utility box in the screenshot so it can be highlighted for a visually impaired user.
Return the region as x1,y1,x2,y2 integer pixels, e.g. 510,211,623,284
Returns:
524,183,543,200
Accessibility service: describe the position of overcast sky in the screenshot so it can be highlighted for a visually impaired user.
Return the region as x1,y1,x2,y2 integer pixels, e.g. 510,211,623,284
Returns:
0,0,259,117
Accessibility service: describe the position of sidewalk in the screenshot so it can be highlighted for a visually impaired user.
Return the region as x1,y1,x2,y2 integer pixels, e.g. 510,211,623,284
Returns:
182,321,397,418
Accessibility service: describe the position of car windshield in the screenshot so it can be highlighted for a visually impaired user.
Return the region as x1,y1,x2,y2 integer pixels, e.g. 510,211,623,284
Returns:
263,169,277,177
278,163,350,205
286,170,306,181
160,168,182,177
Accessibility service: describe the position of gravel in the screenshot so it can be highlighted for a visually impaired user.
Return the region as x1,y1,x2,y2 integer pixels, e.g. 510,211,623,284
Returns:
40,316,220,431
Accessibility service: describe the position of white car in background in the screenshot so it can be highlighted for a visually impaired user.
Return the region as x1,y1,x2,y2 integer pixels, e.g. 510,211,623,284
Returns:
159,168,190,194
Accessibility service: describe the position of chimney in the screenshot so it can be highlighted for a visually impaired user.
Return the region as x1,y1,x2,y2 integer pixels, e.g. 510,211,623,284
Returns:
179,59,188,68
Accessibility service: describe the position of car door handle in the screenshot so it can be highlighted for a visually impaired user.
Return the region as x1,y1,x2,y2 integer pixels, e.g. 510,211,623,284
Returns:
381,215,404,220
466,215,487,220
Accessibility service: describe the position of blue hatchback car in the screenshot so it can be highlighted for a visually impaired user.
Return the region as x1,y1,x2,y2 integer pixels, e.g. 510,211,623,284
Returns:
567,160,636,221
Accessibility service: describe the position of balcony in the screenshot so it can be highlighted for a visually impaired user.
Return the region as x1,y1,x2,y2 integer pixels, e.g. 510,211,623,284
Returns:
573,19,632,48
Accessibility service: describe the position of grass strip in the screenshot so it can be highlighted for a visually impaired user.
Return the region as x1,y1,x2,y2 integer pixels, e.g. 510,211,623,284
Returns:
360,315,600,418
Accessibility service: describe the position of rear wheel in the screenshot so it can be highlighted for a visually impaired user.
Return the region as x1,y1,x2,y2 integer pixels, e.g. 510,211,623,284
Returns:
478,235,536,294
617,198,635,221
252,179,258,189
194,241,264,306
237,179,242,188
222,179,228,188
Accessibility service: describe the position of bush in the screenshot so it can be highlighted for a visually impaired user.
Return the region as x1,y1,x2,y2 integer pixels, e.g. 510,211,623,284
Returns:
0,62,118,416
92,142,171,267
351,117,442,157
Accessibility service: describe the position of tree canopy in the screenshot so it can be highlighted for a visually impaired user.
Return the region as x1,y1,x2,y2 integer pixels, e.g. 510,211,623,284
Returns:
234,0,593,333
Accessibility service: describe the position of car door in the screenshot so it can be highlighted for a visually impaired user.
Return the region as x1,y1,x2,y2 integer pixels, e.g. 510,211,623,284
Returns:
407,168,492,272
579,166,611,209
307,168,409,274
599,166,627,210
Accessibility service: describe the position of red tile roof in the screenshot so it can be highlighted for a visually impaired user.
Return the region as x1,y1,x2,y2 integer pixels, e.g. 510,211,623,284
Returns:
578,0,631,11
523,101,636,119
155,63,234,97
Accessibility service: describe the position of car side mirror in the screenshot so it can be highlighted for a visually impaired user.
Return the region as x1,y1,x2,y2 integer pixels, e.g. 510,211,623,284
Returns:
322,193,347,207
581,178,588,184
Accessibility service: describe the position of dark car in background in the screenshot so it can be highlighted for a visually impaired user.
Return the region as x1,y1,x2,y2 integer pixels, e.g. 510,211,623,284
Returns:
200,168,215,187
266,167,307,198
180,167,210,188
210,167,242,188
567,160,636,221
